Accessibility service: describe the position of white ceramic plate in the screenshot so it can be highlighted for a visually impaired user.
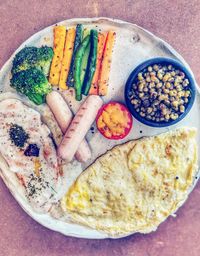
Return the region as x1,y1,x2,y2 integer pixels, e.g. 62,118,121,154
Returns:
0,17,199,239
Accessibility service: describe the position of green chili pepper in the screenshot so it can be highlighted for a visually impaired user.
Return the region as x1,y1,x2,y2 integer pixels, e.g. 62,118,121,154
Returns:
82,29,98,96
74,35,90,101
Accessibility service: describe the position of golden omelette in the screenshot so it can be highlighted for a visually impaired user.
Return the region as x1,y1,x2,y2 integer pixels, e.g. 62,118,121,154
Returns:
61,128,198,237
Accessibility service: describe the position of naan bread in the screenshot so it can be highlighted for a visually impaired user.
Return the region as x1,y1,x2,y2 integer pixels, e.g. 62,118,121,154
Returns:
62,127,198,236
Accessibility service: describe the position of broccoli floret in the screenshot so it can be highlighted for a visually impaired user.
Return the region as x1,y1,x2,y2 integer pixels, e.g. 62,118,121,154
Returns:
36,46,54,76
12,47,38,74
10,68,52,105
11,46,53,76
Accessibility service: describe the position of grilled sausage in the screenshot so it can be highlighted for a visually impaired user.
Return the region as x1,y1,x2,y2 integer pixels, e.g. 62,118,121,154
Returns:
58,95,103,162
46,91,92,162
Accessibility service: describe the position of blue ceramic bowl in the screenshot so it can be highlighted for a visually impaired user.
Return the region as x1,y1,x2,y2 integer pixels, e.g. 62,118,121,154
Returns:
124,57,196,127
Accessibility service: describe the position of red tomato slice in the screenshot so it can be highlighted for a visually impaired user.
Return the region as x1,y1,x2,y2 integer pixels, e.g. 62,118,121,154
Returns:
96,102,133,140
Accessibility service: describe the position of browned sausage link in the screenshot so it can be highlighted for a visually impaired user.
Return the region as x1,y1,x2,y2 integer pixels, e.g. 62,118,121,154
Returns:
58,95,103,162
46,91,92,162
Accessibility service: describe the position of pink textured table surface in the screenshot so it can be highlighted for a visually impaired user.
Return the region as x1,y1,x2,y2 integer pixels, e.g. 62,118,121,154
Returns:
0,1,200,256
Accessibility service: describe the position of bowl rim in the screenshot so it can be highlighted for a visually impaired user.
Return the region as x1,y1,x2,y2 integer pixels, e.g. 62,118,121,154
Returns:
124,57,196,128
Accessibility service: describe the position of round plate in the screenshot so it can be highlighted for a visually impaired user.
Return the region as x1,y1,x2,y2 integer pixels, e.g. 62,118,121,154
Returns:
0,17,199,239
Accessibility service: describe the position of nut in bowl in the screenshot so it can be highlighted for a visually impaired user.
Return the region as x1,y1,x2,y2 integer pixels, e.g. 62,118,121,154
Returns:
125,58,196,127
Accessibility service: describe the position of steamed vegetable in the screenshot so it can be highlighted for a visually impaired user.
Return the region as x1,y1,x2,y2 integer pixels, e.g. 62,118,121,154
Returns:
80,29,91,84
59,28,76,89
10,68,52,105
11,46,54,76
96,102,132,140
74,35,90,101
98,31,116,96
49,25,66,86
89,32,107,95
67,24,83,87
82,30,98,96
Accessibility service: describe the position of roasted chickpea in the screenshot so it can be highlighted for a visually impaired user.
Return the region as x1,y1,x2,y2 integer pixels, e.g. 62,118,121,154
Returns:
153,64,159,71
165,114,170,120
147,107,153,114
146,76,151,82
179,105,185,113
129,63,191,123
139,92,144,98
163,73,170,82
172,101,179,108
185,90,190,97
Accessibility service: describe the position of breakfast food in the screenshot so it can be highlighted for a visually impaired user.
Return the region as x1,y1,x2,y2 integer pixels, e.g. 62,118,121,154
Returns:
74,33,91,100
128,63,193,123
10,24,115,103
10,46,53,105
58,95,103,162
0,98,63,212
49,24,115,100
98,31,116,96
96,102,132,139
59,28,76,90
49,26,66,86
46,91,91,162
11,46,54,76
82,30,98,96
0,18,199,239
67,24,83,87
89,32,107,95
62,128,198,236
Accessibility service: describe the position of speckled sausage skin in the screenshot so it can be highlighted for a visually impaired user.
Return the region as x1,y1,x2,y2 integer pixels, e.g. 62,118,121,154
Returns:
46,91,92,162
58,95,103,162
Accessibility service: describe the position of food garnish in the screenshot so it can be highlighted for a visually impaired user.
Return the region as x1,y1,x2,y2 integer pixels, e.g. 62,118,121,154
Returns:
49,25,66,86
98,31,116,96
11,46,53,76
82,29,98,96
67,24,83,87
9,124,29,148
59,28,76,90
10,67,52,105
24,144,40,157
128,64,192,122
96,102,132,139
89,32,107,95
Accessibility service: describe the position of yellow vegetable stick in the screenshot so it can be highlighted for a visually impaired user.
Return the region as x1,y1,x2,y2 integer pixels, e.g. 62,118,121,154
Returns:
49,26,66,86
98,31,116,96
59,28,76,90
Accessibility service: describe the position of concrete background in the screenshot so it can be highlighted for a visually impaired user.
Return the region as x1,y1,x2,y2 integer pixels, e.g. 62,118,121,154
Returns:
0,0,200,255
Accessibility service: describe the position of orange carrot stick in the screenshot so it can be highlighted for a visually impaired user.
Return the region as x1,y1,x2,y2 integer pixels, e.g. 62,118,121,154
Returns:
49,26,66,86
59,28,76,90
98,31,116,96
